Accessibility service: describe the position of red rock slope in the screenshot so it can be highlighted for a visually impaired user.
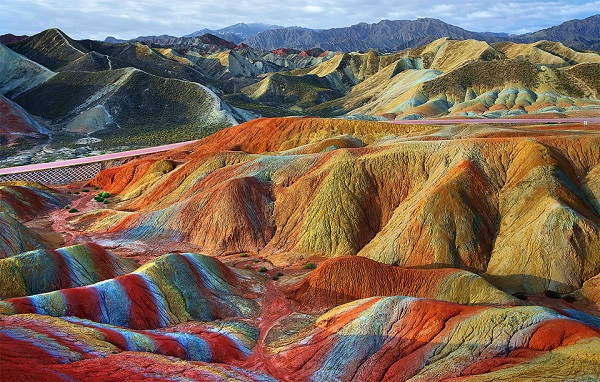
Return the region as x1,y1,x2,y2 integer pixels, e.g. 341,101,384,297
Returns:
83,117,600,294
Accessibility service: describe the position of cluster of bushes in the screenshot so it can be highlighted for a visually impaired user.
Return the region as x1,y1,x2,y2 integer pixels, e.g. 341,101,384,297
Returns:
90,123,221,150
65,205,78,213
94,191,110,204
423,59,539,99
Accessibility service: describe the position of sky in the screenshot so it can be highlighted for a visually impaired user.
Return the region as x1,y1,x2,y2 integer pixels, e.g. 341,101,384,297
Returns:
0,0,598,40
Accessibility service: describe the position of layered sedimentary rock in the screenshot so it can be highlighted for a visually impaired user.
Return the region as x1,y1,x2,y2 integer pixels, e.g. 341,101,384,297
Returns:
2,116,600,379
0,243,136,298
291,256,518,313
0,253,261,329
0,181,66,221
0,182,67,257
82,117,600,294
0,212,46,257
0,95,48,146
0,313,266,382
264,296,600,381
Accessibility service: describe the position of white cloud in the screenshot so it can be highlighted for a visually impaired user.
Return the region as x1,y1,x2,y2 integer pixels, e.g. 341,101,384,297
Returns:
303,5,324,13
0,0,598,40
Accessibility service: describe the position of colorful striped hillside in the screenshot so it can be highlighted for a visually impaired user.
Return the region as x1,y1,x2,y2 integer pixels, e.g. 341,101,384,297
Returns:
0,313,268,382
265,296,600,381
0,242,137,298
291,256,519,313
0,252,261,329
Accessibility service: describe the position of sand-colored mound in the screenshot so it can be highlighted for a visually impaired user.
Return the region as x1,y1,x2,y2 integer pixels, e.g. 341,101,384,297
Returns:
493,41,570,66
0,242,136,298
566,63,600,98
428,39,505,73
0,253,261,329
265,296,600,381
0,313,266,381
241,72,342,108
292,256,518,312
533,41,600,65
491,40,600,68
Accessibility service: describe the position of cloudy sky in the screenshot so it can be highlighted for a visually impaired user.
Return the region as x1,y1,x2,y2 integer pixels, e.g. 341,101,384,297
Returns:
1,0,598,40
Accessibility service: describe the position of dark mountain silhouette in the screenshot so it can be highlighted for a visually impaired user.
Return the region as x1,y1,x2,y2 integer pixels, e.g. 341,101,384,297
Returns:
244,16,600,52
517,14,600,51
185,23,284,43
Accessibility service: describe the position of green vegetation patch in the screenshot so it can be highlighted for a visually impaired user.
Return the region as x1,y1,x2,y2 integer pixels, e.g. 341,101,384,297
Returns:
565,63,600,96
423,59,539,99
14,70,126,122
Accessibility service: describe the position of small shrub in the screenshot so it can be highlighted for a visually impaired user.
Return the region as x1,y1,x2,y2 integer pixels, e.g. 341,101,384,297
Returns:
67,191,71,194
253,259,260,263
74,192,80,195
258,266,268,273
244,264,251,269
239,253,248,257
562,295,576,303
65,205,70,209
94,187,99,190
68,208,78,213
272,276,279,280
101,192,110,198
276,272,284,277
103,200,108,204
303,262,317,270
82,189,89,192
544,290,561,299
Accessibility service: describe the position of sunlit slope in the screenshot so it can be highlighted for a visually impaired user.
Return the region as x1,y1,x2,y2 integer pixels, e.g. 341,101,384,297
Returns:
81,117,600,294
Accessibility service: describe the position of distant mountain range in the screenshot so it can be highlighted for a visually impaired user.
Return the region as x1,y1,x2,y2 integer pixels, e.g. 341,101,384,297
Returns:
518,14,600,51
184,23,285,43
1,21,599,166
243,15,600,52
244,18,503,52
100,15,600,52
